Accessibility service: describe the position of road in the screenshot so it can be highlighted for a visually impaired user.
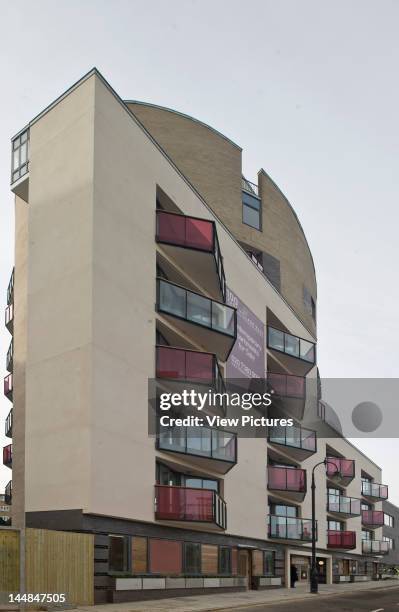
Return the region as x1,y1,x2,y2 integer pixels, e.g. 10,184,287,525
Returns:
227,586,399,612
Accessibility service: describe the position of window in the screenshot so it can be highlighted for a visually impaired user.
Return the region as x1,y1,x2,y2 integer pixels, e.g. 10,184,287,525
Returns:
384,513,394,528
156,463,219,492
184,476,218,492
109,535,129,572
219,546,232,575
328,520,343,531
361,502,371,511
11,129,29,183
362,530,372,541
383,536,394,549
242,192,261,230
184,542,201,574
264,550,275,576
270,504,297,517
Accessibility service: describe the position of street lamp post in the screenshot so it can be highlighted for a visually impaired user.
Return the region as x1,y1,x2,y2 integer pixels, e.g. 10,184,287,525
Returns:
310,459,340,594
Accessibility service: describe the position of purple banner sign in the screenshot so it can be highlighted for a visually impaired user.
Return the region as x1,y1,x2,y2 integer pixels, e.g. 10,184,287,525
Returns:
226,287,265,378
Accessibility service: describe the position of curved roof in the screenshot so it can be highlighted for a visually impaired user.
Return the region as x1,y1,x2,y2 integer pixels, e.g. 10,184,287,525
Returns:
124,100,242,151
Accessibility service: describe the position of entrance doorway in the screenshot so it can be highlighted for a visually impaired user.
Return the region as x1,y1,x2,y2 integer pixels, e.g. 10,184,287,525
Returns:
291,555,310,583
316,557,327,584
238,549,252,589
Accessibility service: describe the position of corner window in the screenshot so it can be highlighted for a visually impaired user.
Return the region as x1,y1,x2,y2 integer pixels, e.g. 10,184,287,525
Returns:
264,550,275,576
219,546,232,575
383,536,394,549
384,513,394,528
109,535,129,572
242,192,261,230
183,542,201,574
11,129,29,183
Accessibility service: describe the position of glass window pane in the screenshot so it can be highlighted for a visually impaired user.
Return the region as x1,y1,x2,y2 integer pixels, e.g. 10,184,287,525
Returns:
243,204,260,229
186,426,211,456
187,291,211,326
242,191,260,210
212,430,236,461
20,142,27,165
285,333,299,357
159,281,186,318
268,328,284,351
184,542,201,574
300,339,315,362
202,479,218,491
109,536,128,572
212,302,235,335
13,149,19,172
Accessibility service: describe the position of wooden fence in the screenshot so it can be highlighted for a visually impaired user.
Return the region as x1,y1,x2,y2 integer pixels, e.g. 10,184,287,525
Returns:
0,528,94,606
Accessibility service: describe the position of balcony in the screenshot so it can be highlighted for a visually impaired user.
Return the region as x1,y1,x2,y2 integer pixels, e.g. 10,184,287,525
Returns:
5,304,13,333
268,516,314,542
5,409,12,439
155,484,226,529
267,466,306,502
361,482,388,501
267,327,315,375
157,278,236,361
268,425,316,461
11,130,29,202
6,339,13,373
326,456,355,486
156,210,226,301
158,422,237,474
362,510,384,528
362,540,389,555
4,374,13,401
327,495,361,518
3,444,12,469
327,530,356,550
5,481,12,505
156,345,225,390
7,268,14,306
267,372,306,419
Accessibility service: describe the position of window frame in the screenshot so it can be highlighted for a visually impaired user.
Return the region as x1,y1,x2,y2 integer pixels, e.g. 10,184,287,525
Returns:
183,542,202,575
263,550,275,576
242,191,262,231
108,534,130,574
218,546,232,575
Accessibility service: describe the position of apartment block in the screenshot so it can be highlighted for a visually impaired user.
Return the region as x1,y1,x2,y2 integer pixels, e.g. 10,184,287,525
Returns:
3,68,391,603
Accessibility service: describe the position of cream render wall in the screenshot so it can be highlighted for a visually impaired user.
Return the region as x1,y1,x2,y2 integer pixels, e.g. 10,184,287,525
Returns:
24,77,95,512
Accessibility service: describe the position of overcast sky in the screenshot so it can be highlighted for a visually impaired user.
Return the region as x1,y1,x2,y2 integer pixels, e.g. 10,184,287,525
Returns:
0,0,398,502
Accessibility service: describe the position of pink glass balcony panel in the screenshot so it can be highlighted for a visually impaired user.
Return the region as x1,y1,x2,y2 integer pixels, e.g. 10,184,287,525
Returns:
4,374,12,396
327,530,356,548
268,466,306,492
286,376,305,398
155,485,214,522
3,444,12,465
157,212,213,252
362,510,384,526
5,304,13,326
327,457,354,478
156,346,214,383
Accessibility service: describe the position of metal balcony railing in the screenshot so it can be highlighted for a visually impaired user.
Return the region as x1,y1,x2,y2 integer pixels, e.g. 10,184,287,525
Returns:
268,425,316,454
7,268,14,306
327,495,361,516
158,422,237,464
362,540,390,554
157,278,236,338
5,408,12,439
267,327,315,364
241,176,260,198
4,374,13,400
155,484,227,529
6,340,13,372
361,482,388,500
268,515,314,541
5,304,14,332
5,480,12,505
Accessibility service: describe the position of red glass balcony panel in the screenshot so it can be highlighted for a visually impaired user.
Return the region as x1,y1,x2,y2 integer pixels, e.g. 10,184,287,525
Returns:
4,374,13,399
362,510,384,527
156,210,214,252
156,345,215,384
327,530,356,549
155,485,226,528
326,457,355,480
3,444,12,468
267,372,305,399
268,466,306,493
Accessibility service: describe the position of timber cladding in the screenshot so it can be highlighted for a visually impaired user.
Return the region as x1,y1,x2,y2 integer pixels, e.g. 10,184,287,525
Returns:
0,529,19,593
201,544,218,574
25,528,94,605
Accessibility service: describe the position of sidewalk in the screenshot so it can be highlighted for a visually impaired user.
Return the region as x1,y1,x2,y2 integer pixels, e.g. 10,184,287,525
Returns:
75,579,399,612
